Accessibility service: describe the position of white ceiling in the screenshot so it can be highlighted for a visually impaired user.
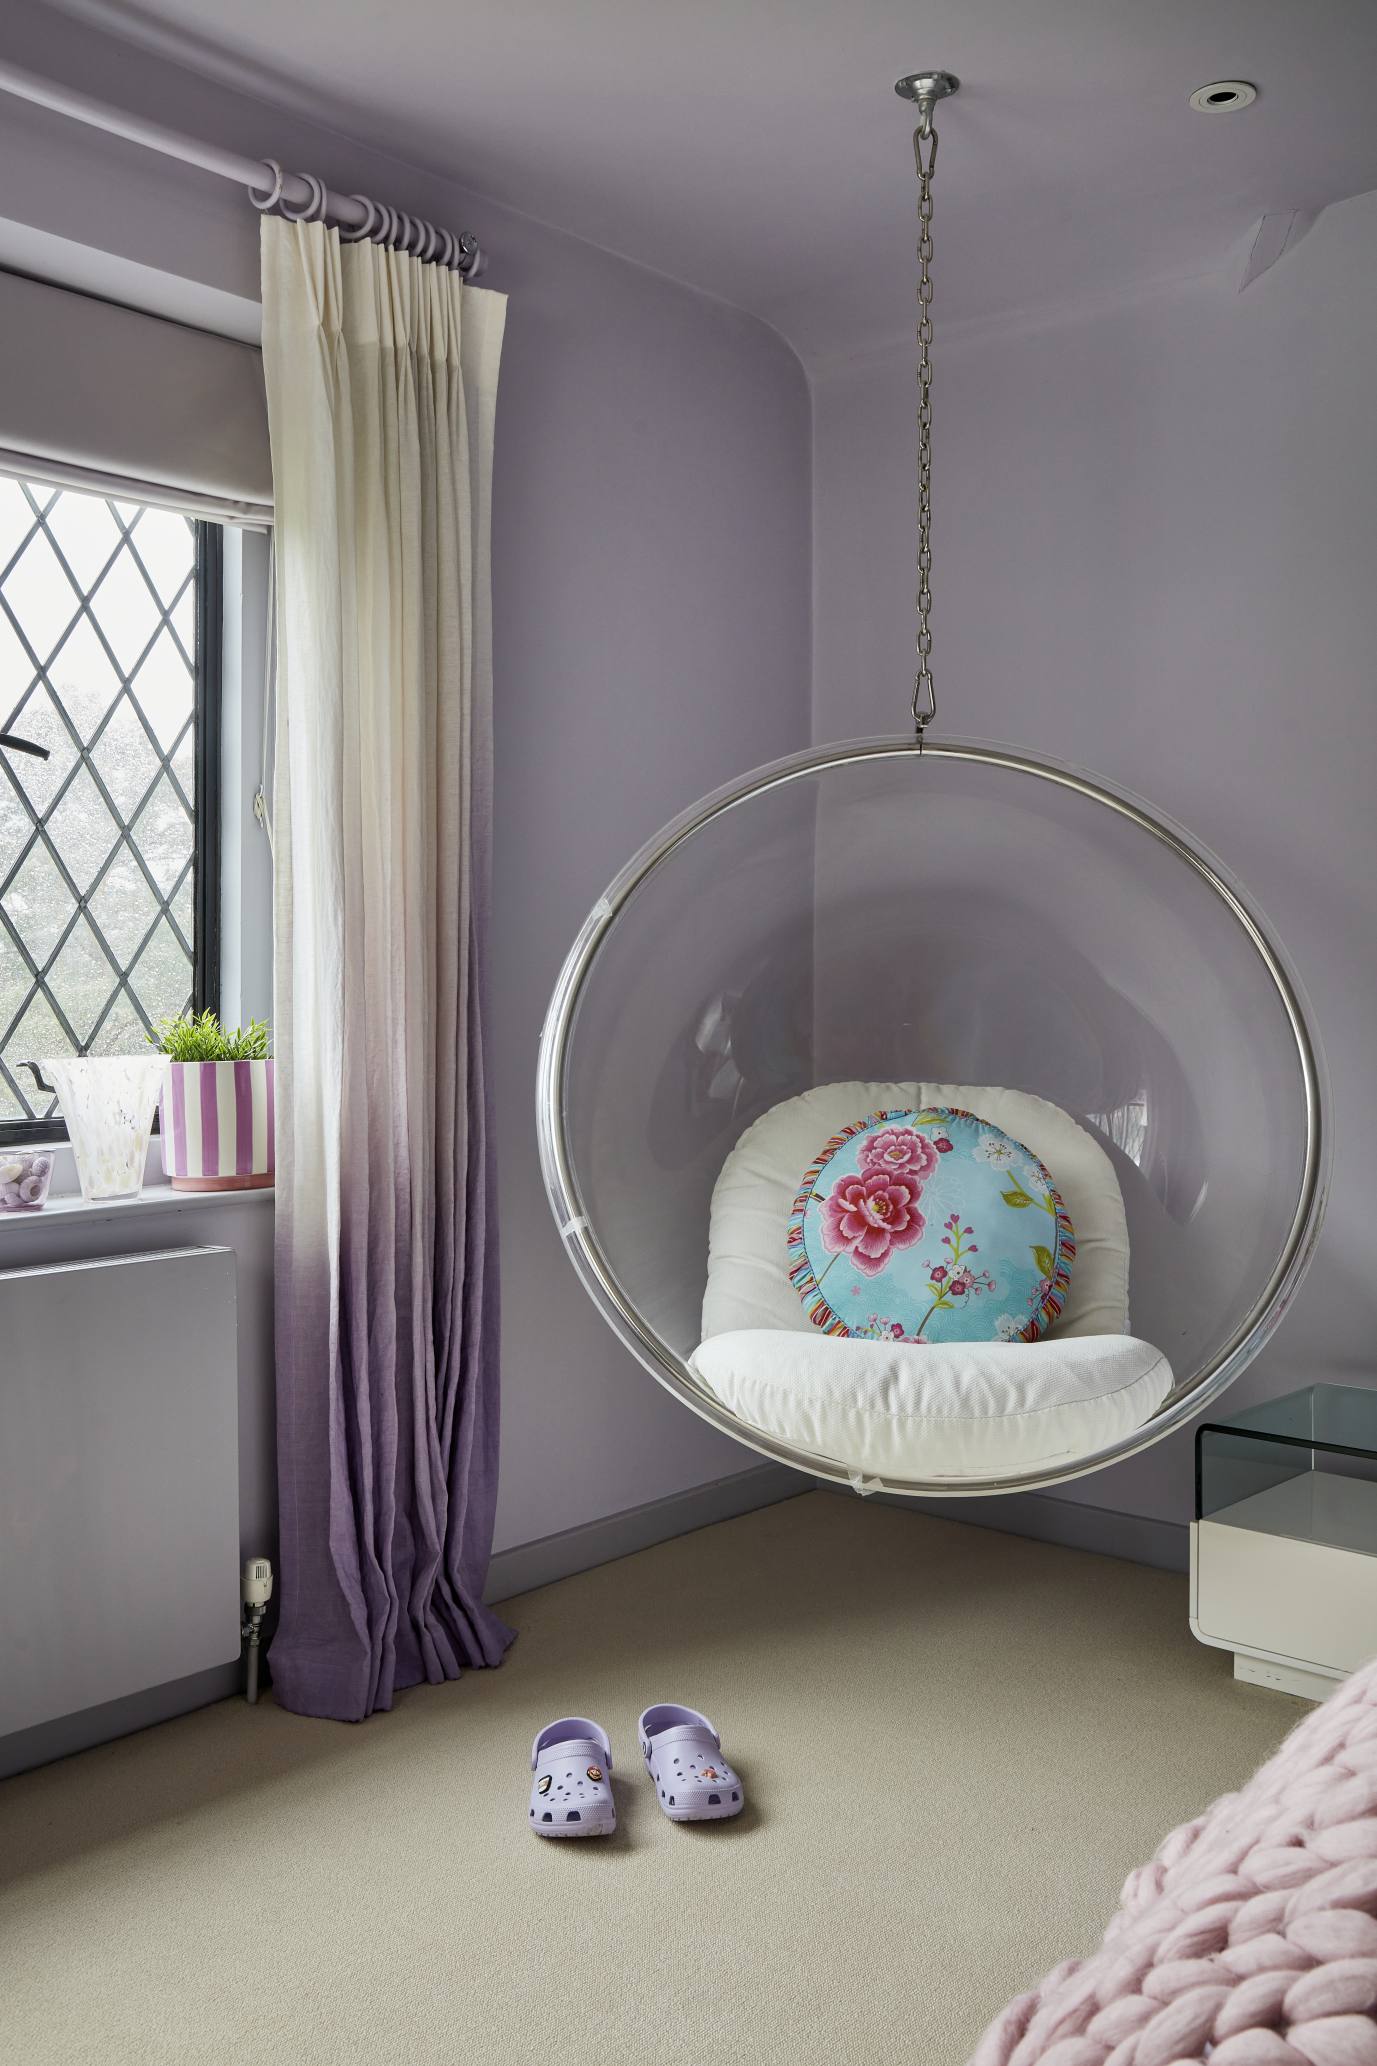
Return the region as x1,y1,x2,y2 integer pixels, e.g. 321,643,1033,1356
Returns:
40,0,1377,363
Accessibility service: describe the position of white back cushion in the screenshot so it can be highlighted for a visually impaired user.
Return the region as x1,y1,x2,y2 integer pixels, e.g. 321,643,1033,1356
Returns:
702,1082,1129,1343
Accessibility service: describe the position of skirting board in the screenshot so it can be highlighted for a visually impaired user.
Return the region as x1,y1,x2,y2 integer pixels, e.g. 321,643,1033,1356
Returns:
814,1481,1189,1573
486,1462,805,1603
483,1466,1189,1602
2,1471,1178,1779
2,1467,802,1779
0,1661,244,1783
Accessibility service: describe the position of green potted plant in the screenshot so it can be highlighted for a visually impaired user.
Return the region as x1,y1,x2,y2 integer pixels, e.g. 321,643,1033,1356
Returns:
148,1011,274,1193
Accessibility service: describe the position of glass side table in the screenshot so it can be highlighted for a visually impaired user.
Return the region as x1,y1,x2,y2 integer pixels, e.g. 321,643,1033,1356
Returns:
1190,1383,1377,1700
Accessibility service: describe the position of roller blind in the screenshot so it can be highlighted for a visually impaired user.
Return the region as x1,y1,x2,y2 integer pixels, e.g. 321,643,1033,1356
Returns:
0,268,272,524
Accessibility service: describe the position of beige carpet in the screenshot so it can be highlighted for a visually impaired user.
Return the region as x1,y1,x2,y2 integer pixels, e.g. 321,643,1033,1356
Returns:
1,1493,1301,2065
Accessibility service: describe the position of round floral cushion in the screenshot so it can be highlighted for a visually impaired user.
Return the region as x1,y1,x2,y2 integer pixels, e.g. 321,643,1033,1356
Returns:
787,1107,1074,1345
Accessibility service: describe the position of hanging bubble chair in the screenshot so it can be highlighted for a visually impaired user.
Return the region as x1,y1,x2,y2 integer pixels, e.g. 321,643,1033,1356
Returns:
535,79,1329,1498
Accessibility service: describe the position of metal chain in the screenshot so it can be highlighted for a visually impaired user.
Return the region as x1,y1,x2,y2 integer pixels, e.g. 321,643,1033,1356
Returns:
911,105,938,744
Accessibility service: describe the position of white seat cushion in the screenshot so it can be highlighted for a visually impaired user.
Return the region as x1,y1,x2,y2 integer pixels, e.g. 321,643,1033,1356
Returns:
690,1329,1172,1483
702,1080,1130,1343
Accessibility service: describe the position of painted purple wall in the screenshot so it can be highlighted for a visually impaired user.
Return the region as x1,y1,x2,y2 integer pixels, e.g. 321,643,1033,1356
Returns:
813,192,1377,1521
486,215,812,1548
0,2,813,1561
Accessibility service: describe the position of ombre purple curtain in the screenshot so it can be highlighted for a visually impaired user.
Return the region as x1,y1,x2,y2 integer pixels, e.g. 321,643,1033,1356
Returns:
260,217,513,1720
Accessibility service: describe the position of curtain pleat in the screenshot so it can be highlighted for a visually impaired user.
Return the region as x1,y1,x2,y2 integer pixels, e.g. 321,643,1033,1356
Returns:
261,217,511,1720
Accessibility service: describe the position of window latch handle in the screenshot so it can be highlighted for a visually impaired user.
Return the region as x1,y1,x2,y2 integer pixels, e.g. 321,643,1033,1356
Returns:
18,1061,57,1097
0,729,51,761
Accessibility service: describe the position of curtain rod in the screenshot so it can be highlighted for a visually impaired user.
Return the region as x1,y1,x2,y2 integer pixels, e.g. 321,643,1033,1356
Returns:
0,57,485,277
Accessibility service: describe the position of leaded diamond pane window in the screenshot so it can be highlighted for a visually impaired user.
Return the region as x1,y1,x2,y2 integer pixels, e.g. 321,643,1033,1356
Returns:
0,478,222,1141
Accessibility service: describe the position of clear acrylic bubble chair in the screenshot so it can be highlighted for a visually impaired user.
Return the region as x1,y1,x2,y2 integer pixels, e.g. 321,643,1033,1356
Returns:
537,739,1327,1494
536,77,1329,1496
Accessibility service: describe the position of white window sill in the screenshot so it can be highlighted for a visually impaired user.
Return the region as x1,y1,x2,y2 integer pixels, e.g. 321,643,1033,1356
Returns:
1,1180,275,1230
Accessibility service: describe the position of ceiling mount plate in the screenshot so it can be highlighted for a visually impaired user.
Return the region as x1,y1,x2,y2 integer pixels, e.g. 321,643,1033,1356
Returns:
1189,80,1257,112
895,71,960,106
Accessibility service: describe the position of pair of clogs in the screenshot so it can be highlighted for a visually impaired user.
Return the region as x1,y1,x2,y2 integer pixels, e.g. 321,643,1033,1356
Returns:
529,1703,743,1839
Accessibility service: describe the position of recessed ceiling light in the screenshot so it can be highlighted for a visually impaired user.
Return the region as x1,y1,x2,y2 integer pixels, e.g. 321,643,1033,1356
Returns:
1190,80,1258,113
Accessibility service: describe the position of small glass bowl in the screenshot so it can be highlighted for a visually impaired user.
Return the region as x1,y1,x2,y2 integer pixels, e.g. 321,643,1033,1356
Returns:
0,1150,54,1212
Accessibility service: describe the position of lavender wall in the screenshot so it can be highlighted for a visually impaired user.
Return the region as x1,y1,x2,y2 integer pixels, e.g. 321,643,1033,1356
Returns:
813,192,1377,1522
487,217,812,1547
0,2,812,1566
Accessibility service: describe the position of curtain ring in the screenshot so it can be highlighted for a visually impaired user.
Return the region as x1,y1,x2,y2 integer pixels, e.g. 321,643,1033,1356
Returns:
279,170,327,223
247,159,286,212
375,203,398,247
402,212,424,254
438,228,457,269
339,193,379,243
420,220,439,263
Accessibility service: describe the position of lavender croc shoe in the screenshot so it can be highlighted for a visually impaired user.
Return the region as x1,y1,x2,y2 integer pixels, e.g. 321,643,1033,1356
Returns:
639,1703,744,1823
529,1716,615,1838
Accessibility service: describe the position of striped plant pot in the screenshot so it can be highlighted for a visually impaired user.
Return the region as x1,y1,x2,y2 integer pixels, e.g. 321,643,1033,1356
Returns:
159,1060,275,1193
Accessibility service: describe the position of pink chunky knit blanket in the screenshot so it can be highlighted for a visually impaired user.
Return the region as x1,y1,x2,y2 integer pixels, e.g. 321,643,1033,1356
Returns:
970,1661,1377,2066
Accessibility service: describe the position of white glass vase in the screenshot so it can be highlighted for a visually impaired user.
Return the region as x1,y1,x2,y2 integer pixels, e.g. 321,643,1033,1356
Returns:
44,1056,166,1202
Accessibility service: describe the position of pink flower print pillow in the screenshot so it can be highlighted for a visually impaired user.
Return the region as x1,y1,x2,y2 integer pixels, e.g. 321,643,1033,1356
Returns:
787,1108,1074,1346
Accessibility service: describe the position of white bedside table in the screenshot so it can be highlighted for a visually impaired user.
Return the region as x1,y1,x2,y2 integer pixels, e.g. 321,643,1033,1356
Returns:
1190,1383,1377,1700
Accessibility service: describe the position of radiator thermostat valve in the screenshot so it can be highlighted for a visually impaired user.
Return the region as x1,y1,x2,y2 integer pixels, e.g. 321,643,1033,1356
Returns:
242,1556,273,1608
240,1556,273,1703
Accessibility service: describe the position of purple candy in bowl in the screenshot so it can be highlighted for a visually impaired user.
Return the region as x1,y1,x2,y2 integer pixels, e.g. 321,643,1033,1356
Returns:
0,1151,53,1212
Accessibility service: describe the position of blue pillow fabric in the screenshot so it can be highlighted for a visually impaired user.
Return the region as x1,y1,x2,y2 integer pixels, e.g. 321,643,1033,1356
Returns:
787,1107,1074,1345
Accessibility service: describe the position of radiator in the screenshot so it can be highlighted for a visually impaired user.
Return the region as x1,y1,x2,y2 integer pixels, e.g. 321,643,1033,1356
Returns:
0,1245,241,1737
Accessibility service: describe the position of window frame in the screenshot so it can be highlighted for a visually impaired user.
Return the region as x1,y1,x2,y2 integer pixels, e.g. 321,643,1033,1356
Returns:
0,510,223,1149
191,522,223,1021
